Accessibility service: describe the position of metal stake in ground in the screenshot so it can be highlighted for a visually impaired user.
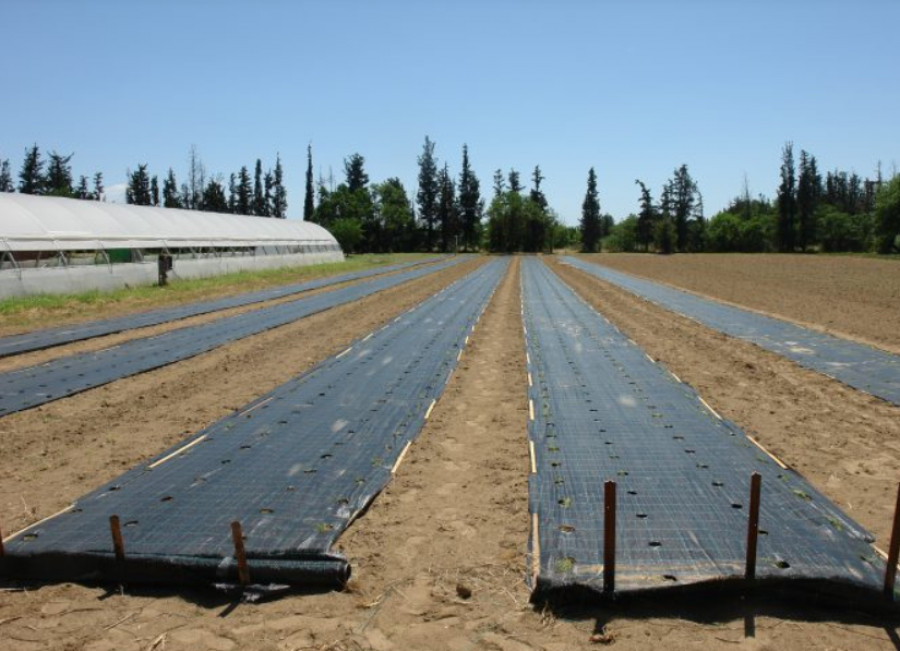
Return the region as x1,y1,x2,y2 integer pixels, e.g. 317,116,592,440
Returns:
604,480,616,594
884,482,900,600
109,515,125,562
746,473,761,581
231,521,250,586
0,518,4,557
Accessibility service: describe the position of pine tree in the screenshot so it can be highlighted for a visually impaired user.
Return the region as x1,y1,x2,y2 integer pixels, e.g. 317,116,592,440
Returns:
344,153,369,193
580,168,601,252
458,144,483,251
0,158,14,192
18,144,45,194
77,175,90,199
272,155,287,218
199,179,229,213
492,169,505,198
92,172,104,200
237,166,252,215
126,164,152,205
417,136,439,251
252,159,266,216
530,165,548,210
151,175,160,207
163,169,180,208
776,142,797,252
508,169,523,193
304,144,315,221
45,151,75,196
669,164,696,252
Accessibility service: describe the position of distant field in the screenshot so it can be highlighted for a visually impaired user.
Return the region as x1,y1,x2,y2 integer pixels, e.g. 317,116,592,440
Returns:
577,252,900,353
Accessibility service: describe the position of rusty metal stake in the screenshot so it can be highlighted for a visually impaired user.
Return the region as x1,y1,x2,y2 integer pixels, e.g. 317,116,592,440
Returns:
884,483,900,600
604,480,616,594
231,521,250,586
745,473,761,581
109,515,125,562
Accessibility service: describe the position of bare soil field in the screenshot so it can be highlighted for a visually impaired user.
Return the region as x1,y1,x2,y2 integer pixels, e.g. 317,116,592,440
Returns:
2,256,900,650
576,253,900,354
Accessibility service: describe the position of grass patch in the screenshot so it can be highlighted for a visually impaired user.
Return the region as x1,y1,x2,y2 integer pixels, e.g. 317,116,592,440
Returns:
0,253,436,332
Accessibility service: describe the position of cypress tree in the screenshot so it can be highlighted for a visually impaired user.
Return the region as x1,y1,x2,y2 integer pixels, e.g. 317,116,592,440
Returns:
92,172,104,201
264,170,274,217
163,169,180,207
272,155,287,218
236,166,252,215
151,175,160,207
438,163,458,252
635,179,656,251
18,144,45,194
0,159,14,192
776,142,797,252
304,144,315,221
580,168,601,252
458,144,483,251
227,173,237,213
252,159,266,216
796,150,820,251
416,136,439,251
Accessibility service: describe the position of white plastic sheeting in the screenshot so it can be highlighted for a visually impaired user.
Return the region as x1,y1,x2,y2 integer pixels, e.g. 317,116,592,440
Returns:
0,192,339,252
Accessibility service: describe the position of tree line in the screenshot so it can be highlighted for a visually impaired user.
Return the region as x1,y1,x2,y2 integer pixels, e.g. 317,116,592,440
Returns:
310,137,564,254
596,145,899,255
1,144,104,199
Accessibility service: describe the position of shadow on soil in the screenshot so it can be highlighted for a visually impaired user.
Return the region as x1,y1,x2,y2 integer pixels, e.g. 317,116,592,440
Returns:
535,583,900,648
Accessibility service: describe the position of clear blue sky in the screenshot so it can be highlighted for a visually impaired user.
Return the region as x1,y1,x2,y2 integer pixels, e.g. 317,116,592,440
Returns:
1,0,898,225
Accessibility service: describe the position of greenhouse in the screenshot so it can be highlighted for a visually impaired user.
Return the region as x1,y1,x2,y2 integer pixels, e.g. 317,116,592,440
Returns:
0,193,343,297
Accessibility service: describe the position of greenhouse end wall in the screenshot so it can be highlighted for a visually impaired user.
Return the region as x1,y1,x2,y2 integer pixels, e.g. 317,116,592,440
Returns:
0,250,344,298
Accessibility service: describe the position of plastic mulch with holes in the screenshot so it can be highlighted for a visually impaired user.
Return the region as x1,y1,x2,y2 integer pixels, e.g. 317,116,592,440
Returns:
0,257,445,358
0,259,507,589
522,257,895,602
562,256,900,407
0,256,467,416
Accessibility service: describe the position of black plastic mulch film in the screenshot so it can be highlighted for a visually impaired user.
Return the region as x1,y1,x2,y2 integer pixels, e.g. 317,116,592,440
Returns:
0,259,507,587
0,257,467,416
563,256,900,407
0,257,444,359
522,258,893,599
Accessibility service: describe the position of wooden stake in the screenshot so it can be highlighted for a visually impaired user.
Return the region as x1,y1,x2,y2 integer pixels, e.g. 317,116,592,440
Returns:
745,473,761,581
109,515,125,562
231,521,250,586
884,483,900,600
604,480,616,594
0,518,5,557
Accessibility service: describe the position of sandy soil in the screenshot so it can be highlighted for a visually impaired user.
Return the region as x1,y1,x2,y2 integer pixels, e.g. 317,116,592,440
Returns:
575,253,900,354
1,256,900,650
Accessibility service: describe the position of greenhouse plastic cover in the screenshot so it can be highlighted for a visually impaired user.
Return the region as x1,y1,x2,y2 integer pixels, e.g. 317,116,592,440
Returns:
0,259,506,588
523,258,894,600
563,256,900,407
0,193,338,251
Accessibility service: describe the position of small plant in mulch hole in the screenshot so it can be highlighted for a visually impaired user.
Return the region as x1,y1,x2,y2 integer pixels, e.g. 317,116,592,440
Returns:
559,524,576,534
827,517,844,531
712,481,724,487
793,489,812,501
259,508,274,514
315,523,334,533
772,560,791,569
554,557,576,573
551,461,562,468
617,470,628,477
372,457,384,467
336,498,350,506
648,541,662,547
548,445,560,453
558,497,573,509
554,477,565,485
